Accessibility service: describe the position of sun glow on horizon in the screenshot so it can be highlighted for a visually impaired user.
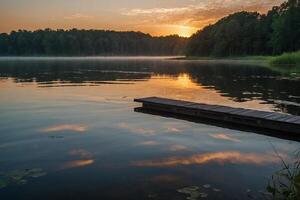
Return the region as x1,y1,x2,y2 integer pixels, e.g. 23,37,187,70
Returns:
0,0,285,35
175,25,197,37
152,25,198,37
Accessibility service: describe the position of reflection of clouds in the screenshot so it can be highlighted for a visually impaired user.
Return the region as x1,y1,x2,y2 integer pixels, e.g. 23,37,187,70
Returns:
151,174,181,183
210,133,241,142
41,124,88,133
62,159,94,169
163,121,190,133
165,127,181,133
169,144,187,152
132,151,283,167
69,149,92,158
139,141,160,146
63,149,94,169
117,121,189,135
117,122,156,135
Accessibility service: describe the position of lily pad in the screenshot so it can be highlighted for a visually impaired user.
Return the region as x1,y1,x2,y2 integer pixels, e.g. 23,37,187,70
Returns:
178,186,199,194
200,193,208,198
16,179,27,185
178,186,208,200
30,172,47,178
0,178,8,189
202,184,211,189
186,192,200,200
0,168,47,188
212,188,221,192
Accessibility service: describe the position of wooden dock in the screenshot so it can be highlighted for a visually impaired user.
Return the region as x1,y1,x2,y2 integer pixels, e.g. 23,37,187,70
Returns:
134,97,300,134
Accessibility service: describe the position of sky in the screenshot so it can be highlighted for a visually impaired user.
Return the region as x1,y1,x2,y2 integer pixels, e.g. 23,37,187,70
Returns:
0,0,286,37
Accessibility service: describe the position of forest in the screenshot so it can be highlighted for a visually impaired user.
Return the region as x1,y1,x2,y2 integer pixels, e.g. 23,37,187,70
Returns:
0,30,187,56
186,0,300,57
0,0,299,57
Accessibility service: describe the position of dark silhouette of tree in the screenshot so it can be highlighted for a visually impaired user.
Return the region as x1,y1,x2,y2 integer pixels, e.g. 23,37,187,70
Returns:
186,0,300,57
0,29,187,56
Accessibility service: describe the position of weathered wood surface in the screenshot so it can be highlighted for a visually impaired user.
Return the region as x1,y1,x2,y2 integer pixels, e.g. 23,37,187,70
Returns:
134,97,300,134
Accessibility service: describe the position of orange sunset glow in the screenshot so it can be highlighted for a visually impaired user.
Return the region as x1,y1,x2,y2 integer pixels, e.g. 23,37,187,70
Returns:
0,0,286,36
132,151,285,167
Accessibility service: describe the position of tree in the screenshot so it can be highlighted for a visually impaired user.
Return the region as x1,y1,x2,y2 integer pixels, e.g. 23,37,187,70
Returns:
186,0,300,57
0,29,187,56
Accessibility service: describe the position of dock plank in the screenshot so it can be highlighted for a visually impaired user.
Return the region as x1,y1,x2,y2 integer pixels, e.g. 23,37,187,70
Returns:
134,97,300,134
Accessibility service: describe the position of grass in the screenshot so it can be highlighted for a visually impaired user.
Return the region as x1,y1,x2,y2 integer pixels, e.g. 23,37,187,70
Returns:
177,55,275,62
176,52,300,77
266,146,300,200
270,51,300,66
181,51,300,67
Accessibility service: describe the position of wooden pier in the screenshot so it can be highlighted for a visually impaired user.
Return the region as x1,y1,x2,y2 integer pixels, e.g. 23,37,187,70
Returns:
134,97,300,134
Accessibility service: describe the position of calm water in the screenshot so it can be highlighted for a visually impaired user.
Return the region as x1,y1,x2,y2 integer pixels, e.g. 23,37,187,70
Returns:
0,57,299,200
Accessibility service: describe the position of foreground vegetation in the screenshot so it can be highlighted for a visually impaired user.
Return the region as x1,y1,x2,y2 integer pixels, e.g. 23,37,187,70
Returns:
183,51,300,67
266,148,300,200
187,0,300,57
270,51,300,66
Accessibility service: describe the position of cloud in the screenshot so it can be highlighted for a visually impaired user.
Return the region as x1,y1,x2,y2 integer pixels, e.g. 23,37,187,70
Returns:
121,0,285,30
64,13,94,20
132,151,284,167
122,7,192,16
41,124,88,133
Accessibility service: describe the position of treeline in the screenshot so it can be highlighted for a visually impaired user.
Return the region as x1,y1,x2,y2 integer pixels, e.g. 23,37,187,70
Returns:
0,29,187,56
186,0,300,57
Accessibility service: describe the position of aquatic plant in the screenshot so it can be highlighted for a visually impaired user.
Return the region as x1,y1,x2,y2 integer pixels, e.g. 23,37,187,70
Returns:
0,168,47,189
266,149,300,200
177,186,207,200
177,184,221,199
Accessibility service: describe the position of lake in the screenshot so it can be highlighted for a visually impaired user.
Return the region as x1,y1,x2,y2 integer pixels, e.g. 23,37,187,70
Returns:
0,57,299,200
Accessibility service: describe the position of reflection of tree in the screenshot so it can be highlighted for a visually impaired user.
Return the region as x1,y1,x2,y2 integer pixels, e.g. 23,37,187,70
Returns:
0,60,300,115
266,148,300,200
185,63,300,115
0,60,153,84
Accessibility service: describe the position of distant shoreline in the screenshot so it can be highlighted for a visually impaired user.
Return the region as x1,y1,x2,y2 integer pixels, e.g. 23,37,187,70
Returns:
176,54,300,68
0,55,298,69
0,56,183,60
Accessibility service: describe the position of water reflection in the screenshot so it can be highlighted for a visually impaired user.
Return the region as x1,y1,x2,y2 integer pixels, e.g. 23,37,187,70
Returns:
62,159,94,169
209,133,241,143
0,57,300,200
69,149,93,158
41,124,88,133
168,144,188,152
132,151,284,167
139,141,160,146
117,122,156,135
0,58,300,114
